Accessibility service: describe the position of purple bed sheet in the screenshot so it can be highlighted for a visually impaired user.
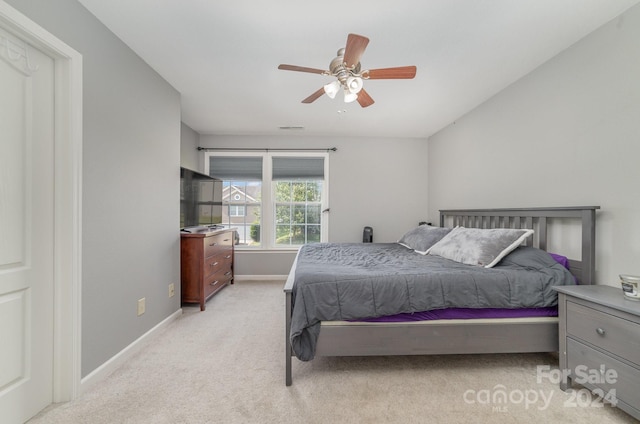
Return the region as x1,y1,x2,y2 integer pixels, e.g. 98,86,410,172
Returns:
353,306,558,323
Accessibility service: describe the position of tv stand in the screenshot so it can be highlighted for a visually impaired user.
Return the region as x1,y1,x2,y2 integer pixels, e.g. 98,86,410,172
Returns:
180,228,235,311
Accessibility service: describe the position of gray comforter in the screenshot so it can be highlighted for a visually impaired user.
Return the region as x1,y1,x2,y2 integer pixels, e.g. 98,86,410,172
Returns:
290,243,575,361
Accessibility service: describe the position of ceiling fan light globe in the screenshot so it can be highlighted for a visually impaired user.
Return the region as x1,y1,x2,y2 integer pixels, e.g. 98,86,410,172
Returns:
344,91,358,103
323,81,340,99
346,76,363,93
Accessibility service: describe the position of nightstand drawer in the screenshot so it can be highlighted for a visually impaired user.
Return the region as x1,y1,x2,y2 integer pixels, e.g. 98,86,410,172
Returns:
567,301,640,367
567,338,640,413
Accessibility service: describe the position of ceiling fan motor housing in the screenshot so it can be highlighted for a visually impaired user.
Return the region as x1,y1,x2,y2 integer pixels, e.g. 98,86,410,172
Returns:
330,51,362,90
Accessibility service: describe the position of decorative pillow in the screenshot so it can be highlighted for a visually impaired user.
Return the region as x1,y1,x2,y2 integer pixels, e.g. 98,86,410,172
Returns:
427,227,534,268
397,225,453,254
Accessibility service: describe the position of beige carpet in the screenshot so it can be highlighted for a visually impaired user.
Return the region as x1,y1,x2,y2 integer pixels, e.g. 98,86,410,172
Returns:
29,280,636,424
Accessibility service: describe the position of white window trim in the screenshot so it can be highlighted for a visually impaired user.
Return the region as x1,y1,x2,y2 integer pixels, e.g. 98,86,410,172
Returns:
204,151,329,250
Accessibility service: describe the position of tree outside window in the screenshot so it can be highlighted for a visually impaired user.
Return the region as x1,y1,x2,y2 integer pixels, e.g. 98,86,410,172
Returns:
275,181,322,246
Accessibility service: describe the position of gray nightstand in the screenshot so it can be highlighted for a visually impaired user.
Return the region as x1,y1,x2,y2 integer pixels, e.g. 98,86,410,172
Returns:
554,285,640,420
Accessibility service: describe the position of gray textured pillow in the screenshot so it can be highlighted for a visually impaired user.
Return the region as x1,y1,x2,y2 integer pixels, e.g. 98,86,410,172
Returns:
427,227,534,268
397,225,453,254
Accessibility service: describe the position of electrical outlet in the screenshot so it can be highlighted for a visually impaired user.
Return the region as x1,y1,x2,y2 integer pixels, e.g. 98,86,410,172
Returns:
137,298,145,316
169,283,175,298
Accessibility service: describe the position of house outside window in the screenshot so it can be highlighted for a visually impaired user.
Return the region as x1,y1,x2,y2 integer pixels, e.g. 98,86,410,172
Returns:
205,151,329,249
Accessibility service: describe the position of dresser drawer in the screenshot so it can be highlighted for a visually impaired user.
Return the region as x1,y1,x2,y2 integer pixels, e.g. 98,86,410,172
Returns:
204,269,233,297
567,301,640,367
203,253,230,278
567,338,640,412
203,233,233,258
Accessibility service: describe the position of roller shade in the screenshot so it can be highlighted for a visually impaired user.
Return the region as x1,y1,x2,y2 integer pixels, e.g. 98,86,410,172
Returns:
272,157,324,180
209,156,263,181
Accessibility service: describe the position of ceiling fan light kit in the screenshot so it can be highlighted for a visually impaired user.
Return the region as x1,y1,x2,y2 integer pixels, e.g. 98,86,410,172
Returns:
343,90,358,103
323,80,341,99
278,33,416,108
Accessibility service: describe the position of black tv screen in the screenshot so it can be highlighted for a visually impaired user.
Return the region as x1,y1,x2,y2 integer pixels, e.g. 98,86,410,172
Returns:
180,167,223,229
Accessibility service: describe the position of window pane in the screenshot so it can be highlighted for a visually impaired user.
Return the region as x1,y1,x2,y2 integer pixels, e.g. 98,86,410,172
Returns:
291,225,305,244
276,225,291,245
247,206,261,246
306,225,321,243
222,180,262,247
272,177,324,247
249,222,260,244
293,205,306,224
275,181,291,202
291,182,306,201
307,204,321,224
276,204,291,224
307,182,321,202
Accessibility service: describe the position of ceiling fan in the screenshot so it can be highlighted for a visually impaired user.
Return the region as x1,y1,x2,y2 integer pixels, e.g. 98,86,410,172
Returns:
278,33,417,108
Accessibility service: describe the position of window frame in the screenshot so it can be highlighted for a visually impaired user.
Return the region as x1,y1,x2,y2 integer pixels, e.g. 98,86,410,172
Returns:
204,151,329,250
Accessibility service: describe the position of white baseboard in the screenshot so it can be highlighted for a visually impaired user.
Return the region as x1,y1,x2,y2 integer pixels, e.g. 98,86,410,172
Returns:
79,308,183,394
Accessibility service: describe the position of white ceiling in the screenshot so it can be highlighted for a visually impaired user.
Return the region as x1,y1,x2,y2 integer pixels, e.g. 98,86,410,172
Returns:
78,0,639,139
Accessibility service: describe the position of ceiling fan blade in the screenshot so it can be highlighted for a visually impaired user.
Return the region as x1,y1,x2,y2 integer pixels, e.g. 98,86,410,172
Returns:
278,64,328,75
357,88,374,108
302,87,326,104
343,34,370,69
365,66,417,79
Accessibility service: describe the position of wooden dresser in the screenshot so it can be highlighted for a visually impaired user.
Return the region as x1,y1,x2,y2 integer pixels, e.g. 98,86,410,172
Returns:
180,228,235,311
555,285,640,420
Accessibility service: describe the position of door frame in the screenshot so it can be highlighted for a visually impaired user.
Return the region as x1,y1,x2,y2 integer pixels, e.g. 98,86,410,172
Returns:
0,1,82,402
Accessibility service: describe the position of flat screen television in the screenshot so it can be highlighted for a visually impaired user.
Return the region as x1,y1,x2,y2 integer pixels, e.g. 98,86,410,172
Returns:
180,167,224,229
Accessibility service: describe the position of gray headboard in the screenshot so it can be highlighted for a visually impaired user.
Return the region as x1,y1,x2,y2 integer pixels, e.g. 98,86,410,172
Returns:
439,206,600,285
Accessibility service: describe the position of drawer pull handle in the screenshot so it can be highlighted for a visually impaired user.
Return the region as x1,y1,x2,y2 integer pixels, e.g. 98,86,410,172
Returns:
225,255,232,259
596,327,605,336
210,280,219,286
209,242,218,246
210,262,219,267
223,238,230,242
224,271,232,276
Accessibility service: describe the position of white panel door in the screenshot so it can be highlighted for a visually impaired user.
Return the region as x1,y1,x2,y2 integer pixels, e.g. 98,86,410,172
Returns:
0,26,55,423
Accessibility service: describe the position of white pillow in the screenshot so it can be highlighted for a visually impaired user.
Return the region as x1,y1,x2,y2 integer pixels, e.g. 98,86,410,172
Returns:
427,227,534,268
397,225,453,254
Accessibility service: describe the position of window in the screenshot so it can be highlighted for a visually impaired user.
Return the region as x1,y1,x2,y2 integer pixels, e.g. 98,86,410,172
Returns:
272,157,324,246
206,152,328,249
229,205,245,217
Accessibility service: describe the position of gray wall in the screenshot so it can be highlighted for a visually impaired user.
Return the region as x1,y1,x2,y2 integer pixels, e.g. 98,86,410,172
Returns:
198,135,430,275
428,4,640,287
7,0,182,377
180,122,200,170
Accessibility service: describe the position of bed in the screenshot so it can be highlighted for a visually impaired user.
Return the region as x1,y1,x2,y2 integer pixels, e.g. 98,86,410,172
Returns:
284,206,599,385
